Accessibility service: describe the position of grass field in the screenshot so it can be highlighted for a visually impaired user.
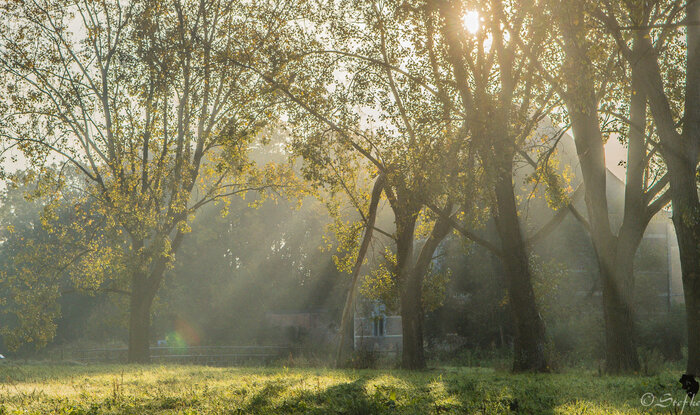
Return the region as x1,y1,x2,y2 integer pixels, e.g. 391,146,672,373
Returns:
0,364,694,414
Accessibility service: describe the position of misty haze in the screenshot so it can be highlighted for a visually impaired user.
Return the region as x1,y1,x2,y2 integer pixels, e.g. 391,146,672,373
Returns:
0,0,699,413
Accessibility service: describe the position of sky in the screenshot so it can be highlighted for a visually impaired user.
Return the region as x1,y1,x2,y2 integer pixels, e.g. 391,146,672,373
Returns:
604,138,627,181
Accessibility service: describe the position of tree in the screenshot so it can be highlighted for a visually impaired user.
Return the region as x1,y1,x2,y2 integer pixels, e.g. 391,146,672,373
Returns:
239,0,471,369
433,0,566,371
246,0,572,371
590,0,700,376
541,0,672,373
0,168,121,350
0,0,288,362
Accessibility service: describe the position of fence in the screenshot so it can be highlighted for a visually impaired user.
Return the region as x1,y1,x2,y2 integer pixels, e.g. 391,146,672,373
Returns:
72,345,298,365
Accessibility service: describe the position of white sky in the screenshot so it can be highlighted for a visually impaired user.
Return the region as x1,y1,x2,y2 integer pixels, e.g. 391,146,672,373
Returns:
605,138,627,181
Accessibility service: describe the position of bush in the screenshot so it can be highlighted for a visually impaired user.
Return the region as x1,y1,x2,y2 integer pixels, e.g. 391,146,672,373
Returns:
638,347,665,376
546,312,605,366
349,349,379,369
637,305,686,362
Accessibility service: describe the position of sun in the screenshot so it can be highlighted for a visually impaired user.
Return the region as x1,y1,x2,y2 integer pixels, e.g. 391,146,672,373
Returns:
463,10,479,34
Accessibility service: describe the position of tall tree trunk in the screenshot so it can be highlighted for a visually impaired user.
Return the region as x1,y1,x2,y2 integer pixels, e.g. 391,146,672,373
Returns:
667,159,700,374
493,161,548,372
599,227,643,373
680,0,700,377
395,210,425,369
596,53,648,373
400,267,425,370
126,232,184,364
335,174,385,367
598,58,649,373
128,271,154,363
637,38,700,377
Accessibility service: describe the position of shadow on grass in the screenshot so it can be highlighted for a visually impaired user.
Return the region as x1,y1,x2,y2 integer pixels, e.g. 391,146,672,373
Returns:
268,378,385,415
238,373,551,414
244,379,290,412
440,375,558,415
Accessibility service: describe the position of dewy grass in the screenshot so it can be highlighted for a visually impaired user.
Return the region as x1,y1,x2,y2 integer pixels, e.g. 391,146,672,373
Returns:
0,364,694,414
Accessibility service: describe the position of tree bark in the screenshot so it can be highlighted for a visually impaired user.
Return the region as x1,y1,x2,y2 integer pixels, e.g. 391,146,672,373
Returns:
127,271,155,363
400,267,425,370
599,231,642,373
394,209,424,369
680,0,700,377
493,161,548,372
126,232,184,363
668,159,700,374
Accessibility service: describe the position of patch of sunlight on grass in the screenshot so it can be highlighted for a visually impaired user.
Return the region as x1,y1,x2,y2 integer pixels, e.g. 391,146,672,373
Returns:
363,372,411,392
427,376,463,412
555,399,640,414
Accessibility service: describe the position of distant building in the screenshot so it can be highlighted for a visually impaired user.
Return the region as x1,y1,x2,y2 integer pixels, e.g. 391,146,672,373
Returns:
353,302,402,354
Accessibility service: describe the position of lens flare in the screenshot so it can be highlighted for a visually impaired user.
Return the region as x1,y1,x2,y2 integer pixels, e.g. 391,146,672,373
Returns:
165,317,201,349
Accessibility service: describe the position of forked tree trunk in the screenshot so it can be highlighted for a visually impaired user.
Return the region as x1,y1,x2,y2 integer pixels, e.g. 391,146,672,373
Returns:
437,0,547,372
493,162,548,372
559,7,647,373
638,42,700,377
633,4,700,375
597,58,648,373
385,192,455,371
